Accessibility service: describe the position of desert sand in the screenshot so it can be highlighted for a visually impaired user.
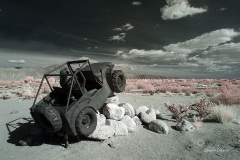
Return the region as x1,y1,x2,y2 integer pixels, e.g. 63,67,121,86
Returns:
0,93,239,160
0,67,240,160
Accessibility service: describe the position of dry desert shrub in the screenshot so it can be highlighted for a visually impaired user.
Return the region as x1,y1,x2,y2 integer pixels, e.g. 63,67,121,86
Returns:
164,102,190,123
1,91,12,100
24,76,35,83
190,98,212,120
192,118,203,130
212,80,240,105
210,105,236,124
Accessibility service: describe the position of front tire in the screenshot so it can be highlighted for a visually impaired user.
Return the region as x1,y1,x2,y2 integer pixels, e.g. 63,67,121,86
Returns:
75,107,97,136
112,70,126,93
32,105,62,132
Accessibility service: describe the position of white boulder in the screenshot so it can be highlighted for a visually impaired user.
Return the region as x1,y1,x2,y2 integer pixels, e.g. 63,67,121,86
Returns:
132,116,142,125
106,119,128,136
121,115,136,133
140,112,156,124
146,108,156,119
103,103,125,120
135,106,149,116
118,103,135,117
176,119,195,132
140,108,156,124
88,125,115,140
105,95,119,104
149,120,169,134
97,114,106,126
155,110,164,119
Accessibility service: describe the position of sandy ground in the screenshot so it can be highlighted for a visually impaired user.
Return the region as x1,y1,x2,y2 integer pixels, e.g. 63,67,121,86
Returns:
0,92,240,160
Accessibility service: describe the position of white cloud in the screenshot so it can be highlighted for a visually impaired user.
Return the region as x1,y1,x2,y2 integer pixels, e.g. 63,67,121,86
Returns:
178,62,199,67
115,63,135,70
112,23,134,32
108,34,126,42
8,60,25,64
110,23,134,42
150,64,160,67
113,28,122,31
77,56,98,63
200,42,240,64
116,29,240,72
161,0,207,20
164,29,240,54
116,49,186,61
188,57,232,72
132,2,142,6
220,7,227,11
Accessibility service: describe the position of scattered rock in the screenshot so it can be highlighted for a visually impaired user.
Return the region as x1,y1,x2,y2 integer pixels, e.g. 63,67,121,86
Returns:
146,108,156,119
2,92,11,100
176,119,195,132
121,115,136,133
135,106,149,116
106,119,128,136
97,114,106,126
132,116,142,125
108,142,118,148
88,125,115,140
156,110,164,119
19,136,33,146
118,103,135,117
103,103,125,120
140,112,156,124
105,95,119,104
149,120,169,134
10,110,19,114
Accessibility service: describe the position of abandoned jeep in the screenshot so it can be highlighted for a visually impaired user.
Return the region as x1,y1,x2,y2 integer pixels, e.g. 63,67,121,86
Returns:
30,60,126,147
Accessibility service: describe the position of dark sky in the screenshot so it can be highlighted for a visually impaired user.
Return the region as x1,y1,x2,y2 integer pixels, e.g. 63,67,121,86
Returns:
0,0,240,78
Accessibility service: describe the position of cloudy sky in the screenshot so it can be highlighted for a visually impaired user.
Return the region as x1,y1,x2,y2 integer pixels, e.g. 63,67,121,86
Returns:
0,0,240,78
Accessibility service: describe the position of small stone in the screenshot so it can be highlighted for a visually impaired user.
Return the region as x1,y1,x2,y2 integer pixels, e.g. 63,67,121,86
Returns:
105,95,119,104
103,103,125,120
118,103,135,117
149,120,169,134
2,92,11,100
19,136,33,146
88,125,115,140
156,111,164,120
106,119,128,136
135,106,149,116
176,119,195,132
132,116,142,125
121,115,136,133
10,110,19,114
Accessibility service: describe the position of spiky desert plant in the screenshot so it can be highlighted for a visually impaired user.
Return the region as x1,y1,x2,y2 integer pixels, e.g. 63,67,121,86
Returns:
190,98,212,120
164,102,190,123
210,105,236,124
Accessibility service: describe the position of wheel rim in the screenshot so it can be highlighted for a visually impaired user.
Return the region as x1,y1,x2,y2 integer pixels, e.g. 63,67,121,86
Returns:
117,77,122,86
82,115,91,128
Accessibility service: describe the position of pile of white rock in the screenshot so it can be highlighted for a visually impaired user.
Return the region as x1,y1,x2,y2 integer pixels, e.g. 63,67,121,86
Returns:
88,95,170,140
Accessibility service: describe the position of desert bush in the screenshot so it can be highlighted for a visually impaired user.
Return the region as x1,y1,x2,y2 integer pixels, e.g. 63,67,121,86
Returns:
135,80,155,92
192,117,203,130
164,102,190,123
190,98,212,120
212,81,240,105
210,105,236,124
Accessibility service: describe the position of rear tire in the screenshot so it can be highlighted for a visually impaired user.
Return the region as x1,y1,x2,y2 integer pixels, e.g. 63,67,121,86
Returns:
75,107,97,136
112,70,126,93
33,105,62,132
